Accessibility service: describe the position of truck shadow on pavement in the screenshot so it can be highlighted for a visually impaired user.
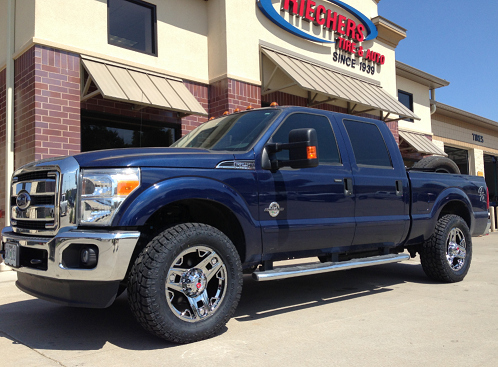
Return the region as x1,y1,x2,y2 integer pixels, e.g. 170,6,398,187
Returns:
234,261,432,321
0,261,431,350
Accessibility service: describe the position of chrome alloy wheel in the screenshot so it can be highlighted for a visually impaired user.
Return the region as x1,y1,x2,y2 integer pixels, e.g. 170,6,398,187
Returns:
166,246,227,323
446,227,467,271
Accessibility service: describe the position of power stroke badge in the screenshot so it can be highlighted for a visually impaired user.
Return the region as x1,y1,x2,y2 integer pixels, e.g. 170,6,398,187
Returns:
265,202,285,217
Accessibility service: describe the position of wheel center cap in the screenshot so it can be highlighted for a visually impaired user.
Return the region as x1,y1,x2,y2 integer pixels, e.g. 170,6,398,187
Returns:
181,268,207,297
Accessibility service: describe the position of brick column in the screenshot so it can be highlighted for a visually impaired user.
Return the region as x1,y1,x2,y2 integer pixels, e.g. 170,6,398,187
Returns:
209,78,261,118
34,46,81,161
182,80,209,136
14,45,81,168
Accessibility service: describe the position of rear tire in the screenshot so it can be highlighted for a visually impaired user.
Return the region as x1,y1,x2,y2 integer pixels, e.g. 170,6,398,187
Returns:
420,214,471,282
127,223,243,343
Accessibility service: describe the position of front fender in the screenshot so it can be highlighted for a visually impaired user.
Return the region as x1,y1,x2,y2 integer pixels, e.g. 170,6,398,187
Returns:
115,176,257,229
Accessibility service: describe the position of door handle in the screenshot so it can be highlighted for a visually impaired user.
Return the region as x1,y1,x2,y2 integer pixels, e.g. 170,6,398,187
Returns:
344,178,353,196
395,180,403,196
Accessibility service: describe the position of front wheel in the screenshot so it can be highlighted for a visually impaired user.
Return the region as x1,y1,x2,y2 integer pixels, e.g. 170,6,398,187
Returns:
420,214,472,282
127,223,243,343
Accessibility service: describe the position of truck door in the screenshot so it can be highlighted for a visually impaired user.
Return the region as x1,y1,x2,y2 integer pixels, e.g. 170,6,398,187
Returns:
257,112,355,255
337,118,410,247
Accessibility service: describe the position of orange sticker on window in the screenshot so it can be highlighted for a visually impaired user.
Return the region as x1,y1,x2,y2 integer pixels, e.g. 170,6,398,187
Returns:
307,146,317,159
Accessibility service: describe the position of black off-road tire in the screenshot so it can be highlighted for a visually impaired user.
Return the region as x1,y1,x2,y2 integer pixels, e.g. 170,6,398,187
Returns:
412,156,460,174
127,223,243,343
420,214,472,282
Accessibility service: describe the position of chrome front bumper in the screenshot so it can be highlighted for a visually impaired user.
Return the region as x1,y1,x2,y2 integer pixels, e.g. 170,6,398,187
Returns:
1,226,140,281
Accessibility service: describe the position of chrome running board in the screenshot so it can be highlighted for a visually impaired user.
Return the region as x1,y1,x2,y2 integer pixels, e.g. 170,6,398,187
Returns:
252,253,410,281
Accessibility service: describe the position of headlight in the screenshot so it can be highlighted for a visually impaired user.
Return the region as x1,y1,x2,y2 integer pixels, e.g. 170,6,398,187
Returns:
79,168,140,226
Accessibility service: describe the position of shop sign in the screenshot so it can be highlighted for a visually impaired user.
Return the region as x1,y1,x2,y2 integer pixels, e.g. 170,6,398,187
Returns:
472,133,484,143
257,0,385,67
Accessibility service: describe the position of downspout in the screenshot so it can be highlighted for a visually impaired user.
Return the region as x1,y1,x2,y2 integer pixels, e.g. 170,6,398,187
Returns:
5,0,16,225
430,88,437,115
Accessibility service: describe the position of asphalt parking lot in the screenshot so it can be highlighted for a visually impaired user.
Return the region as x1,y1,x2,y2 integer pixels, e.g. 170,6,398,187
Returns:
1,233,497,367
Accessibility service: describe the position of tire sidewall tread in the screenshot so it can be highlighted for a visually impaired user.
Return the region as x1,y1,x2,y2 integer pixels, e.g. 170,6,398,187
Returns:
127,223,243,343
420,214,472,283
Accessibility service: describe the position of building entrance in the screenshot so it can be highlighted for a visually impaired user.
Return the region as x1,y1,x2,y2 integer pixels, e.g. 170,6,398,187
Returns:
444,146,469,175
484,154,498,205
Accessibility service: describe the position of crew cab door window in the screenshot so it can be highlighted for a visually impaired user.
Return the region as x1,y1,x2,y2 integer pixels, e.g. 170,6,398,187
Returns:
343,119,392,168
270,113,341,165
258,113,355,255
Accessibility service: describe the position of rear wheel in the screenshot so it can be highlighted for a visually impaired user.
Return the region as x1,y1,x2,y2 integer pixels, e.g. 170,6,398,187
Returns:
127,223,243,343
420,214,471,282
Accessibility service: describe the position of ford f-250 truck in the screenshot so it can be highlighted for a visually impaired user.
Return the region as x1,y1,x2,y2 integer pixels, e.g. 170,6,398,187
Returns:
1,106,489,343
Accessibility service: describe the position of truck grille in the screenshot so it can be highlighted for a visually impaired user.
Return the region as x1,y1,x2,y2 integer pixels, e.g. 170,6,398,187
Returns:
11,170,59,235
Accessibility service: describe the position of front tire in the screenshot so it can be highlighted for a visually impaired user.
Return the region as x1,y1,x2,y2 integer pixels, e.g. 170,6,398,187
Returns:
127,223,243,343
420,214,472,282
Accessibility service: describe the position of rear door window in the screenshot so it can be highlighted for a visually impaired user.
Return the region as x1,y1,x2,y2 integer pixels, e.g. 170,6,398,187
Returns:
343,119,392,168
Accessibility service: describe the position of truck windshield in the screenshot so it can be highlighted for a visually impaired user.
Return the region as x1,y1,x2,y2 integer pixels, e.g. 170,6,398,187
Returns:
172,110,280,151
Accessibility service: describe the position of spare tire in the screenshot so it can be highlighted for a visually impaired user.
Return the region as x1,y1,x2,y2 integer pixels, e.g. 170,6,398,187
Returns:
412,156,460,174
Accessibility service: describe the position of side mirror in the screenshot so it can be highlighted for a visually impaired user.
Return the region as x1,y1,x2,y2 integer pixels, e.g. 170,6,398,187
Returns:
263,128,319,170
288,128,319,169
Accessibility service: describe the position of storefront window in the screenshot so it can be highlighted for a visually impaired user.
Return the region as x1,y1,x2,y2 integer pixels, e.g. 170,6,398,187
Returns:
81,110,179,152
108,0,157,56
398,90,414,122
484,154,498,205
444,146,469,175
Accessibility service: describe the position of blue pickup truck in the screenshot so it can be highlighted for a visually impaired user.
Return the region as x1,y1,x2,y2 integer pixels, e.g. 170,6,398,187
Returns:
1,106,489,343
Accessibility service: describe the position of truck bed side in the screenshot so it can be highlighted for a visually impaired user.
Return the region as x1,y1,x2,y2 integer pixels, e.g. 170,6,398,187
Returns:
406,170,488,245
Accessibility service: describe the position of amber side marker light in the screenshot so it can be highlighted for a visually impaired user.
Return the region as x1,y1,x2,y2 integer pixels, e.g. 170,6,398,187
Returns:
223,111,229,115
246,106,253,110
209,117,215,121
307,146,317,159
234,108,240,113
270,102,279,107
117,180,139,196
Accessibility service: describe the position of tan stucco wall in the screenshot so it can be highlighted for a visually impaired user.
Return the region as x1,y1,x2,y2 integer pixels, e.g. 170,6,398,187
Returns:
32,0,209,82
397,75,432,134
3,0,399,99
432,113,498,155
16,0,36,54
222,0,396,96
0,0,7,69
0,0,36,69
469,148,484,176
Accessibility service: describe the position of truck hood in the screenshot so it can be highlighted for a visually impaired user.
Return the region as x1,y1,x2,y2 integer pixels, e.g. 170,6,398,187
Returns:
72,147,236,169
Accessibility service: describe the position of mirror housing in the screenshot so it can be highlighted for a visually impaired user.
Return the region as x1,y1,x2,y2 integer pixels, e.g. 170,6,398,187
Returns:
263,128,319,170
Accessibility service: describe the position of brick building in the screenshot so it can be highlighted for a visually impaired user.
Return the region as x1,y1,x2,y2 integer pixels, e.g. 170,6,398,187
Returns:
1,0,498,242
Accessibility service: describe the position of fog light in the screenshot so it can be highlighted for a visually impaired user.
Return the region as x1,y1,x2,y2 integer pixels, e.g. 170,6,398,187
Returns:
80,247,98,268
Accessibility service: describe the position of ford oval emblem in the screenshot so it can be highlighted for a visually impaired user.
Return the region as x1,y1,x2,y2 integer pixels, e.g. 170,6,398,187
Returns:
16,191,31,210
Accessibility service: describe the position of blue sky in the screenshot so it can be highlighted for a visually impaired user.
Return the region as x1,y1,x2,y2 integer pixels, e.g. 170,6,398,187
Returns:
379,0,498,122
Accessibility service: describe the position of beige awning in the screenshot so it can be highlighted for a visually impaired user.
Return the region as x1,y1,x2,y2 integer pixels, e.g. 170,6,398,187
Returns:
81,57,207,116
261,46,419,121
399,130,447,156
